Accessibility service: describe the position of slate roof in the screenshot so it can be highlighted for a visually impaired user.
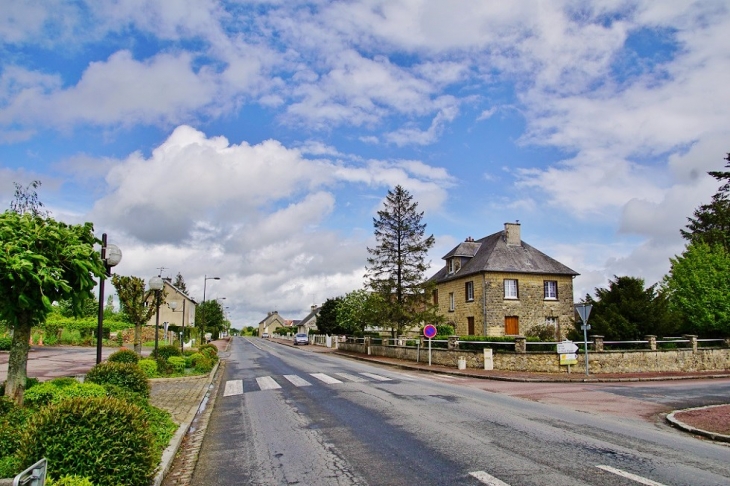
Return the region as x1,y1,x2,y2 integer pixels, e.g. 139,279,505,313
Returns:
430,230,578,284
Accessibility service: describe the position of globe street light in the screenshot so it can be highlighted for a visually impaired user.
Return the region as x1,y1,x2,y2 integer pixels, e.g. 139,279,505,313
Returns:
96,233,122,364
149,276,164,357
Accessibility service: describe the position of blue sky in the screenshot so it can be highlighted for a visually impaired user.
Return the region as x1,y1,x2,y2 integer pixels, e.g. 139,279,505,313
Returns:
2,1,729,327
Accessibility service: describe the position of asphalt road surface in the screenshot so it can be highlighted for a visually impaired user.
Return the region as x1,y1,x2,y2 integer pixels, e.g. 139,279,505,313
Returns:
191,337,730,485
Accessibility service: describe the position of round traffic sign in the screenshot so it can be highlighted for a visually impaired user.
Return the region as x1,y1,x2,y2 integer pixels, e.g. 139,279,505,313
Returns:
423,324,437,339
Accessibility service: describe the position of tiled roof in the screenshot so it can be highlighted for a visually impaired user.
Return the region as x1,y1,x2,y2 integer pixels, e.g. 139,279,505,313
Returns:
430,230,578,283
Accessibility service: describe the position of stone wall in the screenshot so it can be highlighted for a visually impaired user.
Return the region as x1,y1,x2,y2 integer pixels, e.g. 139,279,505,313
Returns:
337,342,730,374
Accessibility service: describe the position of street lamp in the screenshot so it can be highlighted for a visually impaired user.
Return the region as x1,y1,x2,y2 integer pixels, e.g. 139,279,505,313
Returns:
168,300,186,353
201,275,220,344
149,275,164,357
96,233,122,364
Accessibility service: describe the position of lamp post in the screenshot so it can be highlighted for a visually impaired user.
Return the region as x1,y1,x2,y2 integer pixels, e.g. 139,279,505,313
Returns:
149,276,164,357
96,234,122,364
168,300,186,353
201,275,220,344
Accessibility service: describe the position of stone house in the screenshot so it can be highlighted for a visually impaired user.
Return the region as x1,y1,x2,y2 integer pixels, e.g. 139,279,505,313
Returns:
428,222,578,339
258,311,286,336
297,305,320,334
145,279,197,334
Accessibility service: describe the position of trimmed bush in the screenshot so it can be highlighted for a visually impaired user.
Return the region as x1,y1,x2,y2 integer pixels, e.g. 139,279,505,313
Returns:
47,475,95,486
152,344,182,361
193,356,214,373
0,336,11,351
0,397,31,458
198,344,218,361
85,362,150,398
0,456,20,479
167,356,186,374
137,359,158,378
23,379,107,409
17,397,156,486
107,348,140,364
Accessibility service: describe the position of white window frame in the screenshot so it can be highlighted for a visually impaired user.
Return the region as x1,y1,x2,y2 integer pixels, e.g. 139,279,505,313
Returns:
544,280,558,300
449,292,455,311
545,316,558,327
504,279,518,299
466,281,474,302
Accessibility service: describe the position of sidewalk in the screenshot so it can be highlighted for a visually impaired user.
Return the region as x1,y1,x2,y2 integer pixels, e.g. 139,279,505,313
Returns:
270,336,730,442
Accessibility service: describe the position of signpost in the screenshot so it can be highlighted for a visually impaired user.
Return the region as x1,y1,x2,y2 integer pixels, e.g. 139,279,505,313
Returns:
557,340,579,372
423,324,437,366
575,303,593,376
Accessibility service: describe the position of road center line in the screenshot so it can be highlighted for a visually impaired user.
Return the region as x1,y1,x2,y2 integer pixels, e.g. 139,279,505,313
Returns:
469,470,511,485
223,380,243,396
596,465,666,485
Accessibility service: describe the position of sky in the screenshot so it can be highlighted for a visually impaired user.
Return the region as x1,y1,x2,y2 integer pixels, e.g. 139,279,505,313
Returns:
1,1,729,328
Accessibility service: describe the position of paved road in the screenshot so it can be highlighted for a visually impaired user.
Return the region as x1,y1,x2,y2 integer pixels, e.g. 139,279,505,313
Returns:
190,337,730,485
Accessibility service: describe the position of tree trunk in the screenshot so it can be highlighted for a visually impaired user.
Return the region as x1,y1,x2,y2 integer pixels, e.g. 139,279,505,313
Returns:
134,323,141,354
5,315,31,406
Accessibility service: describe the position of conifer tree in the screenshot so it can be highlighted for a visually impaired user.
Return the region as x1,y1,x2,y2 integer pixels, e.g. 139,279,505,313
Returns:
681,153,730,252
366,185,438,336
173,272,188,293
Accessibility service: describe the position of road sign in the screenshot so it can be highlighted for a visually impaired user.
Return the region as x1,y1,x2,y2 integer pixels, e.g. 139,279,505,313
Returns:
576,304,592,323
557,341,578,354
560,353,578,365
423,324,437,339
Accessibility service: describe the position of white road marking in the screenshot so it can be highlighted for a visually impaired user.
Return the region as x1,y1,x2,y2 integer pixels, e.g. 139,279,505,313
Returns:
310,373,343,384
596,465,666,486
335,372,367,382
223,380,243,396
469,470,511,485
283,374,311,387
256,376,281,390
360,372,392,381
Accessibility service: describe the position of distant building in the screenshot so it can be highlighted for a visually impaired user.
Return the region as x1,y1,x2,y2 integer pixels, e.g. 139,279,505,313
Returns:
145,278,197,331
258,311,286,336
297,305,320,334
428,222,578,338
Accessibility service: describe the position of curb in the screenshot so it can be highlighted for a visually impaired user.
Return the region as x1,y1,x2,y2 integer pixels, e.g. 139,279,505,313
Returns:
153,339,230,486
666,405,730,443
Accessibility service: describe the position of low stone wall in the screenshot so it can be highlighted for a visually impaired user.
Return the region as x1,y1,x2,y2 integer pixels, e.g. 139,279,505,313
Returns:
337,342,730,374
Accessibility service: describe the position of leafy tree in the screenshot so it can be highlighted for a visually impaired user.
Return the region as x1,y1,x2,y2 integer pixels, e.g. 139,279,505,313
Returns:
681,153,730,252
173,272,188,293
58,296,99,318
663,243,730,337
572,276,680,341
10,180,49,218
197,300,225,340
0,211,104,404
111,275,162,354
366,185,438,337
337,289,385,336
316,297,343,335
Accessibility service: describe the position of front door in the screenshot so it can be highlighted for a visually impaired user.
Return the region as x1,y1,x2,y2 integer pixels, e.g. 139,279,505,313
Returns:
505,316,519,335
467,316,475,335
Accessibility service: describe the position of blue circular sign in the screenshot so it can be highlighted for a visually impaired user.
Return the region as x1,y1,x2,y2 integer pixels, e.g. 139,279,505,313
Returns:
423,324,437,339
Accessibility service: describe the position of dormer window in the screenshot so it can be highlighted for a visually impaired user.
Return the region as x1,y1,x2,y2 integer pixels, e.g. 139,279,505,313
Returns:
448,258,461,274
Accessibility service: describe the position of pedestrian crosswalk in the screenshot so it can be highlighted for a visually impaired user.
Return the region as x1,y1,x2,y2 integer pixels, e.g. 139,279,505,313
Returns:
223,371,394,396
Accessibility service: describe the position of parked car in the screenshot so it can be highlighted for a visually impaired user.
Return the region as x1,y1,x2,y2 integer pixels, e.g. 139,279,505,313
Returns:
261,333,270,338
294,333,309,345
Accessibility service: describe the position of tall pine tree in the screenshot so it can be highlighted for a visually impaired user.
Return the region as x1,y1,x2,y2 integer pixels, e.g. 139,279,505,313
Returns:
173,272,188,293
366,185,438,337
681,153,730,252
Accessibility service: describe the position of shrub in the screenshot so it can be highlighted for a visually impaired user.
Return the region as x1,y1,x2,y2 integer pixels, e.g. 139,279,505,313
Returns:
44,334,59,346
525,323,557,341
85,362,150,398
436,324,455,336
200,343,218,353
198,344,218,361
17,397,156,486
193,356,214,373
167,356,186,374
189,352,205,366
0,377,39,397
152,344,182,361
0,456,20,479
102,384,148,408
47,475,95,486
59,328,81,345
23,379,107,409
107,348,140,364
0,397,31,458
137,359,158,378
0,336,11,350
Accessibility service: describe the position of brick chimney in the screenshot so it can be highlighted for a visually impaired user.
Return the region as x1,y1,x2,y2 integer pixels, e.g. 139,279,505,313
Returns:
504,222,521,246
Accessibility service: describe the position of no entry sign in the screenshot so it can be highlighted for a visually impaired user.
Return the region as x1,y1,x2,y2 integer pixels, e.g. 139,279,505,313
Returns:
423,324,437,339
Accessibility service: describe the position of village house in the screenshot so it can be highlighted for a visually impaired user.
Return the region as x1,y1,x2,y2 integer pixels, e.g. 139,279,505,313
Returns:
258,311,286,337
428,222,578,339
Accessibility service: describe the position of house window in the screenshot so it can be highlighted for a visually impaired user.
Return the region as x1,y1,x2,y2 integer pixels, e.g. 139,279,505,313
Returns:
448,259,455,273
433,289,438,305
465,281,474,302
449,292,455,311
544,280,558,300
545,316,558,327
504,279,518,299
